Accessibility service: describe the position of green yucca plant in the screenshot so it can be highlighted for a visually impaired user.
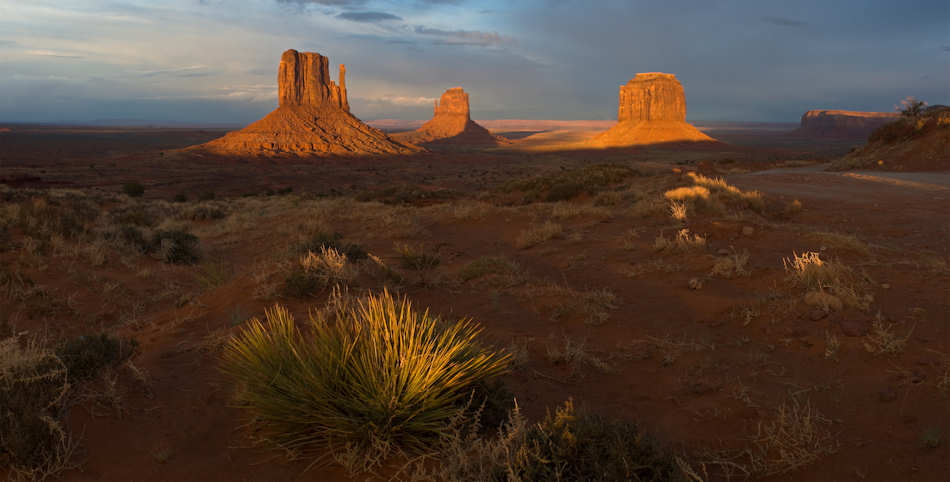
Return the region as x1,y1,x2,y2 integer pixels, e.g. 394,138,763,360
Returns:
221,289,510,471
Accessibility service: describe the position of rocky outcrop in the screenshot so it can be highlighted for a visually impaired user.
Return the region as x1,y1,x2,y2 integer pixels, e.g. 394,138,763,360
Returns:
393,87,506,146
834,107,949,171
587,73,714,147
796,110,900,138
197,49,417,157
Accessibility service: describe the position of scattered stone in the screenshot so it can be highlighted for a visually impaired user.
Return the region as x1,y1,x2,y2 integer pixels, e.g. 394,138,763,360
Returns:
804,291,843,312
741,226,755,237
688,277,703,290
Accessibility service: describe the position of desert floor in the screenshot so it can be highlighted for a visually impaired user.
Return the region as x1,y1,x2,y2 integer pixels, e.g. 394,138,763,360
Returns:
1,124,947,481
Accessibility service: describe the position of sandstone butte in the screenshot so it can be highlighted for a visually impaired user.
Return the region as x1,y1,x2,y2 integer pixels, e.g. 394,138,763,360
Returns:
795,109,900,138
197,49,418,157
587,73,715,147
393,87,506,145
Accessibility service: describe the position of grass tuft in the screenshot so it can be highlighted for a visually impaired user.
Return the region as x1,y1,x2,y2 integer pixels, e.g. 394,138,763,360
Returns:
221,290,510,472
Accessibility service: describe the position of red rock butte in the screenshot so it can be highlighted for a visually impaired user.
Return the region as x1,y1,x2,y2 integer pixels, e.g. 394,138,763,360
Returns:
197,49,418,157
795,109,900,138
587,73,715,147
393,87,505,145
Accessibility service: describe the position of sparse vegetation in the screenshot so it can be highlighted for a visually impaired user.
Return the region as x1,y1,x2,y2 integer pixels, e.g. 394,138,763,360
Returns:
122,182,145,198
515,221,562,249
423,399,678,481
783,251,872,310
654,228,706,252
221,291,510,472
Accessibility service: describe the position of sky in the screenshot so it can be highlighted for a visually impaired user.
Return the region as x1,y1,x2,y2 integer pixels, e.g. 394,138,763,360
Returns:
0,0,947,124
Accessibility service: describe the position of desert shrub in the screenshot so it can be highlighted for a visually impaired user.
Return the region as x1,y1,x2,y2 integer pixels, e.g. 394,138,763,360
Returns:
181,203,227,221
282,247,354,297
55,333,134,382
430,399,677,481
109,203,164,227
710,249,751,278
108,225,152,253
295,232,367,261
221,291,510,472
122,182,145,198
459,256,520,282
899,97,926,118
356,185,457,205
16,196,98,240
515,221,563,249
683,172,763,212
397,244,441,271
507,164,638,203
783,251,872,310
0,337,74,478
150,229,200,264
654,229,706,253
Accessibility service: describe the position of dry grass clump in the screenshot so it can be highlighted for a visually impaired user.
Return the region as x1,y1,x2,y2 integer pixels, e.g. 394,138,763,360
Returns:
654,229,706,253
744,398,838,476
545,336,611,376
710,248,750,278
804,231,871,256
0,337,77,481
783,251,872,310
664,185,710,202
283,246,355,297
515,221,563,249
863,315,914,356
548,202,612,221
668,200,688,222
686,171,764,212
416,399,678,482
459,256,523,286
524,283,618,326
221,291,510,473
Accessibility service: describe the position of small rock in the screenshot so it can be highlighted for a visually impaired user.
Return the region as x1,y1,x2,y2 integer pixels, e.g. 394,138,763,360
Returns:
840,319,870,337
741,226,755,237
688,277,703,290
881,283,890,289
808,309,828,321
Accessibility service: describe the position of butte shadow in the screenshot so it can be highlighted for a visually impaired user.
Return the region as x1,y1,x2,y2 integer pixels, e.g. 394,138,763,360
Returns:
191,49,419,158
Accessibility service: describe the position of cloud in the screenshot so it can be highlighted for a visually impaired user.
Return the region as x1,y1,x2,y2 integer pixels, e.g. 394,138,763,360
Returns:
136,65,212,78
337,11,402,22
413,26,514,47
275,0,366,5
761,16,808,28
24,49,83,59
941,45,950,52
358,94,438,106
0,40,17,47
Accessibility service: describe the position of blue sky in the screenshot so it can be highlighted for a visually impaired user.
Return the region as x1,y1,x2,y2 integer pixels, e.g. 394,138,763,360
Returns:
0,0,947,124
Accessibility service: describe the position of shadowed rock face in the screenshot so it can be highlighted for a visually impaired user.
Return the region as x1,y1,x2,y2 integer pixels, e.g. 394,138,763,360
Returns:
588,73,714,147
618,73,686,122
796,110,900,138
197,49,416,157
278,50,349,111
393,87,505,146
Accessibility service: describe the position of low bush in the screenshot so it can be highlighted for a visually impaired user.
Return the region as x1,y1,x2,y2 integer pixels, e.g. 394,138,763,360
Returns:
506,164,639,203
16,196,98,240
295,232,367,261
55,333,134,382
151,229,201,264
0,337,74,478
397,244,441,271
122,182,145,198
430,399,678,481
221,291,510,472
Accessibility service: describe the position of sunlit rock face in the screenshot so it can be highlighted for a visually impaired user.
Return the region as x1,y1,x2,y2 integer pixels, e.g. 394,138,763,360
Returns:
588,73,715,147
197,49,417,157
617,73,686,122
393,87,505,146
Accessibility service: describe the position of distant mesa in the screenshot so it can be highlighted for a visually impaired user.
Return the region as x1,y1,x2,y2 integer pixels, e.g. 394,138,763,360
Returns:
393,87,507,146
197,49,418,157
587,73,715,147
795,110,900,138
